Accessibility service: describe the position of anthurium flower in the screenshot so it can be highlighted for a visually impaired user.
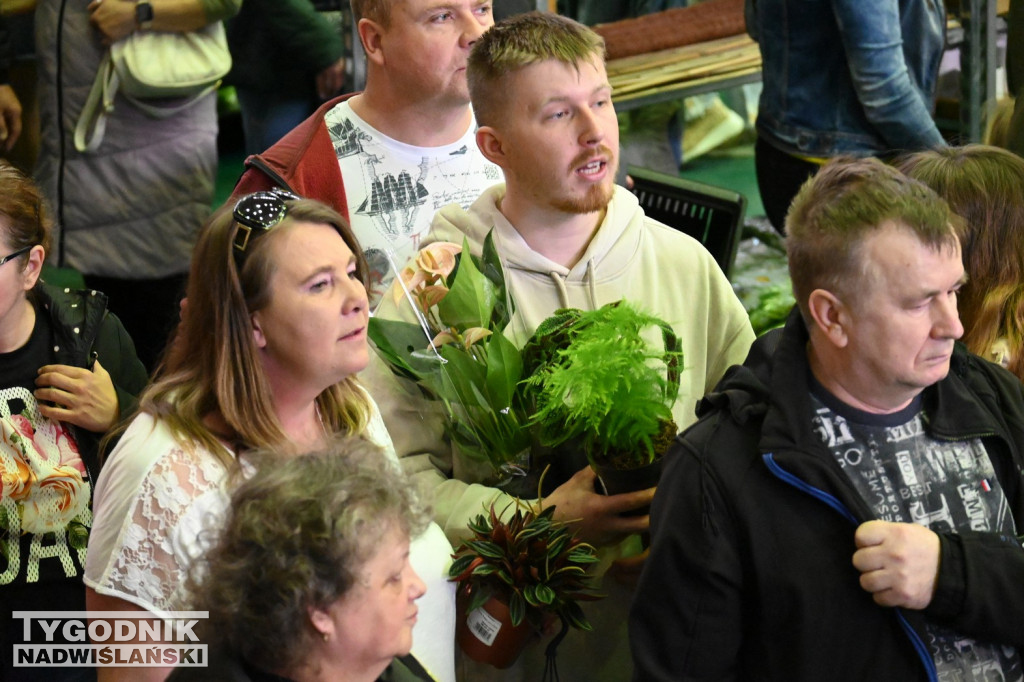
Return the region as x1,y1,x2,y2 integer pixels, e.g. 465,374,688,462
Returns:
394,264,431,305
431,329,460,347
416,242,462,278
416,284,451,312
461,327,493,347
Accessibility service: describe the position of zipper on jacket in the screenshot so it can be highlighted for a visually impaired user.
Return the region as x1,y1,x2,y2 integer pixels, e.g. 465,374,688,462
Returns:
762,453,940,682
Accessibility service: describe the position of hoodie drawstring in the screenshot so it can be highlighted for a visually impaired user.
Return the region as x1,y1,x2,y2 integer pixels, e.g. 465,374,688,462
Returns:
550,271,571,308
547,258,599,310
585,258,598,310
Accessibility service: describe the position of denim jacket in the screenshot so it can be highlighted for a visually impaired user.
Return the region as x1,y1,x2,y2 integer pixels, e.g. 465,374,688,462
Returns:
747,0,947,157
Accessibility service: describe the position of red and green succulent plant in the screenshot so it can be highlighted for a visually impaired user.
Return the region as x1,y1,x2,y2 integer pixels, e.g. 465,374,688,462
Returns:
448,498,602,634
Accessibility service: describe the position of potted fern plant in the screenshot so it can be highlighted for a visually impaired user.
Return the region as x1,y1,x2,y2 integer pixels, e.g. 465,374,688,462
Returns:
448,493,601,670
521,300,683,497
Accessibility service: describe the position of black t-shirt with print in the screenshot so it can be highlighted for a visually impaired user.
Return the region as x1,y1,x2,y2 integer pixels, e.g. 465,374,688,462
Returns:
809,375,1022,682
0,301,95,681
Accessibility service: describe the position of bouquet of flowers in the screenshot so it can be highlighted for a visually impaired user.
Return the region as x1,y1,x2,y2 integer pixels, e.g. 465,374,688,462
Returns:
368,232,533,482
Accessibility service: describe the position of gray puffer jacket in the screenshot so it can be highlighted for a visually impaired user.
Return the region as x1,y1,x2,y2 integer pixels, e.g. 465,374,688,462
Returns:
33,0,239,278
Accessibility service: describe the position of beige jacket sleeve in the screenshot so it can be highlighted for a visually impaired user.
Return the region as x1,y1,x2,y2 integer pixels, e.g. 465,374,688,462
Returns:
364,298,519,547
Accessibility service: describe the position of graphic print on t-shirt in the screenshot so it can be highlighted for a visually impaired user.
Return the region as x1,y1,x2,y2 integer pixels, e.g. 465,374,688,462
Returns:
811,397,1023,682
0,388,90,586
326,104,502,308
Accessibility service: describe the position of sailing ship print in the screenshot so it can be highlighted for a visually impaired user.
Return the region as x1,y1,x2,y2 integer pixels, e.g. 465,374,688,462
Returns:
355,155,430,238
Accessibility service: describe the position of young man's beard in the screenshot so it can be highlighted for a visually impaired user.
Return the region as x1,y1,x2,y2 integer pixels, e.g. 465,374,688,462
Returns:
554,148,618,214
553,180,615,214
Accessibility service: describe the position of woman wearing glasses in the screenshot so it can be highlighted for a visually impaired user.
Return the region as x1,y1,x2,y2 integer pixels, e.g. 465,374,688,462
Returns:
83,192,456,682
0,161,148,682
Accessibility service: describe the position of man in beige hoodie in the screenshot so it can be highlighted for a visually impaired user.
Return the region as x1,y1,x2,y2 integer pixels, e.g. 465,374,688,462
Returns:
368,11,755,680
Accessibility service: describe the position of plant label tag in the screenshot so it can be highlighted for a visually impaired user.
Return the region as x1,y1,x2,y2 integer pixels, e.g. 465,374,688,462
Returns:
467,606,502,646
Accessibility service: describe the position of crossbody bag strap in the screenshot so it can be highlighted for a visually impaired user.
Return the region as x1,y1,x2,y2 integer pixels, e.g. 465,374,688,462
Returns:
73,51,119,153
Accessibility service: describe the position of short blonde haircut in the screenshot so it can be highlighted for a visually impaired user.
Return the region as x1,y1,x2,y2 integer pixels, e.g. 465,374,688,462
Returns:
468,11,605,128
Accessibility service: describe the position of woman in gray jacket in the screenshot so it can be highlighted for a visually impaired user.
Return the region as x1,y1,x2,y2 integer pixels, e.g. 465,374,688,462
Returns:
33,0,241,371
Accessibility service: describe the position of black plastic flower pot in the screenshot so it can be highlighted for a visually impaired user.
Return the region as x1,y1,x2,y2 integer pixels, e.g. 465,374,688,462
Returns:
592,456,663,517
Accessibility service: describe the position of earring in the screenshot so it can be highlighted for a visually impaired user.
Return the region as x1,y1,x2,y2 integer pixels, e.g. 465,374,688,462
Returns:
322,632,330,643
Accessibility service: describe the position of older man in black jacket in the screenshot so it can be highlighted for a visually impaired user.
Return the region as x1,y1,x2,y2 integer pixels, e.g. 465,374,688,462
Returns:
631,156,1024,681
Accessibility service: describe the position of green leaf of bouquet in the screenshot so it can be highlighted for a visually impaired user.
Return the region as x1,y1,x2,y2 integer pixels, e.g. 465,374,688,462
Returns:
481,230,514,330
437,237,497,329
438,344,489,406
367,317,436,380
448,424,494,463
485,331,523,409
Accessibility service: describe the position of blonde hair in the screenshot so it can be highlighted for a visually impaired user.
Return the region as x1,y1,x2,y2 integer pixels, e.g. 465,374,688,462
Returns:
350,0,392,26
135,198,371,465
984,96,1016,149
468,11,605,128
898,145,1024,381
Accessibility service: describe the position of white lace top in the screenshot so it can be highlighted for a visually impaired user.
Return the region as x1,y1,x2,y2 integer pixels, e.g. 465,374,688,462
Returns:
85,398,457,682
84,412,226,615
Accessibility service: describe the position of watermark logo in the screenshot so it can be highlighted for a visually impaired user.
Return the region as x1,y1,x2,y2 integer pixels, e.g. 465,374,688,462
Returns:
12,611,208,667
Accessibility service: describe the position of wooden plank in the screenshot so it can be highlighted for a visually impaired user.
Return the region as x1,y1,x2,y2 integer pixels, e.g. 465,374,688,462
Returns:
613,65,762,105
611,53,761,96
606,34,756,77
607,36,761,99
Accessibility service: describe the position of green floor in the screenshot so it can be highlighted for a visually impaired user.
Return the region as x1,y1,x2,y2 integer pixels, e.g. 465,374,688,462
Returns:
678,141,765,219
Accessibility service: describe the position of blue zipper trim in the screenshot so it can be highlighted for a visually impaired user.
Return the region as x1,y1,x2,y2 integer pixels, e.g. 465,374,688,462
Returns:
761,453,857,523
894,610,939,681
762,453,939,682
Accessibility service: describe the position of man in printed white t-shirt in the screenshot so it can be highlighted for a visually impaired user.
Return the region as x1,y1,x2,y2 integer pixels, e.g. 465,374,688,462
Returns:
232,0,500,307
230,3,497,680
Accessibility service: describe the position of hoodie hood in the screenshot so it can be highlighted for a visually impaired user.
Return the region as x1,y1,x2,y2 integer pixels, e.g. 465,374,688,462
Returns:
430,183,648,327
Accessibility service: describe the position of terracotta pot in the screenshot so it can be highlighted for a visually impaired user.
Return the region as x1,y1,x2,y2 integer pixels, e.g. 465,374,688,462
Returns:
456,592,533,669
